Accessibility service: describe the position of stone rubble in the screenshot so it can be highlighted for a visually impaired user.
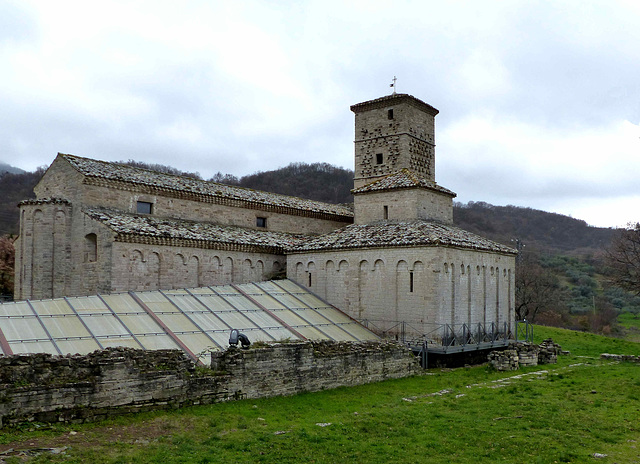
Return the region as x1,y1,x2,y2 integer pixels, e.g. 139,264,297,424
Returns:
488,339,567,371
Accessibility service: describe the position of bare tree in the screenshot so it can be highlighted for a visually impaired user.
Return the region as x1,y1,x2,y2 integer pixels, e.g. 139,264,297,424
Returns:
605,222,640,295
515,251,567,321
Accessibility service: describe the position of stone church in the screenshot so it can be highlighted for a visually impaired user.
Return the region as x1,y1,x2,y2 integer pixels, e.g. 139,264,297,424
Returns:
14,92,517,338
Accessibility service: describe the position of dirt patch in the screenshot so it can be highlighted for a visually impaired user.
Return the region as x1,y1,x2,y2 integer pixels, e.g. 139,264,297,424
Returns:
0,416,196,459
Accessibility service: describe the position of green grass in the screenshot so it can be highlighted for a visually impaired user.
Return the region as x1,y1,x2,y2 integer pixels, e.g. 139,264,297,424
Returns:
2,326,640,463
617,312,640,343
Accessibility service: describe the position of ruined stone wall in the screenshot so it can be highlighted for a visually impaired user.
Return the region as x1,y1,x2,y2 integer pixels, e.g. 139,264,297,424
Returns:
0,341,419,428
354,188,453,224
287,247,515,338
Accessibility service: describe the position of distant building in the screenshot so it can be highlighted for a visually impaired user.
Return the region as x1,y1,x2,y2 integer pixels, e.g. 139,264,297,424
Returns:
14,93,517,337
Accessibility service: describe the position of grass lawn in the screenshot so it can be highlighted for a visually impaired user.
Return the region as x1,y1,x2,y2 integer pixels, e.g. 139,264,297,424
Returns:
617,312,640,343
1,326,639,463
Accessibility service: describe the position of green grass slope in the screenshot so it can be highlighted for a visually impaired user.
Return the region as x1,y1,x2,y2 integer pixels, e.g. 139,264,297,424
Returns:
1,327,639,464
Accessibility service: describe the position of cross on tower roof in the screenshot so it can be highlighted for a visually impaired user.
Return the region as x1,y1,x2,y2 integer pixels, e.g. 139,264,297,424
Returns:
390,76,397,94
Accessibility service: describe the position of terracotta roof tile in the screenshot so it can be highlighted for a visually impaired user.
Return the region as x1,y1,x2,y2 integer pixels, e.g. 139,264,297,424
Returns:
288,220,517,254
61,154,353,218
85,208,306,253
18,198,71,206
351,169,456,196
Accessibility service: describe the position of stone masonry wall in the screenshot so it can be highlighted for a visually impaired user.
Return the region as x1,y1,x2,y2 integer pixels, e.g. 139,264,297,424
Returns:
354,188,453,225
288,246,515,338
353,100,436,188
0,341,419,428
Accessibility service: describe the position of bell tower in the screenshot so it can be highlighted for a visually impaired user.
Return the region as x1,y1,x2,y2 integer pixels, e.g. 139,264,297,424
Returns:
350,93,439,189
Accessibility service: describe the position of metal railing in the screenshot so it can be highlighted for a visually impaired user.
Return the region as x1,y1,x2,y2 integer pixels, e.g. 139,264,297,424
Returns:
359,319,534,368
360,319,533,349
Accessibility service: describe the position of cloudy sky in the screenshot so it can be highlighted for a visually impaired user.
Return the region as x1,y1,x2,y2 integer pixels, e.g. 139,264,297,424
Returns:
1,0,639,228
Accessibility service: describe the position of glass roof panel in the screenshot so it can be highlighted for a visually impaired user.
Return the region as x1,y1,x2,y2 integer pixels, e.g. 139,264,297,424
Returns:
222,294,260,310
30,299,73,316
99,337,142,349
212,285,240,295
270,279,305,293
263,328,301,341
239,310,280,328
137,292,179,313
268,292,308,309
2,317,49,341
194,295,235,311
118,314,164,334
67,296,111,314
267,308,312,327
165,288,190,295
100,294,145,314
164,294,208,313
314,308,354,324
9,340,58,355
317,324,358,341
155,313,199,332
249,293,288,310
288,292,331,309
135,335,180,350
206,331,231,349
177,332,218,356
0,301,33,316
293,326,328,340
288,308,331,325
185,287,217,295
55,338,101,355
188,312,228,331
42,316,91,339
81,314,130,337
338,323,378,340
254,281,286,293
212,310,259,330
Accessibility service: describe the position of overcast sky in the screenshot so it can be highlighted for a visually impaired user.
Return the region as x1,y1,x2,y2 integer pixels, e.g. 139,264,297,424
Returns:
1,0,639,228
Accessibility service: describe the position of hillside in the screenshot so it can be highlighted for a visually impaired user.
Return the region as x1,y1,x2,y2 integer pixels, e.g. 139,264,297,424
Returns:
0,162,25,175
453,201,615,256
0,169,43,235
0,162,616,256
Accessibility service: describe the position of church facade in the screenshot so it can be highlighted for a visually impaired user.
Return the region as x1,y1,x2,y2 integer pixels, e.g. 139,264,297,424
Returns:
14,93,517,337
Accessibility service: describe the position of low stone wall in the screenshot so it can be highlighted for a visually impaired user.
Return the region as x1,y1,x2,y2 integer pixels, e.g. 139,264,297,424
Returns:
600,353,640,363
0,341,419,428
488,339,566,371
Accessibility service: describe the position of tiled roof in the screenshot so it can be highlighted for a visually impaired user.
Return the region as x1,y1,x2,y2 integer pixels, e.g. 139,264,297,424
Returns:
60,154,353,219
18,198,71,206
85,209,306,254
351,169,456,197
288,220,517,254
350,93,439,116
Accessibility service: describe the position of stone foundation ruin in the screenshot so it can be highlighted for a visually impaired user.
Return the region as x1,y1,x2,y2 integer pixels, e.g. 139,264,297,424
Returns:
0,340,419,428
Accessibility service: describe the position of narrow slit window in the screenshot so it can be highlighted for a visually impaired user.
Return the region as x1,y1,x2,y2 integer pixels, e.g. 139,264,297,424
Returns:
409,271,414,293
256,217,267,228
137,201,153,214
84,233,97,263
376,153,383,164
387,109,394,120
383,205,389,219
308,273,312,287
